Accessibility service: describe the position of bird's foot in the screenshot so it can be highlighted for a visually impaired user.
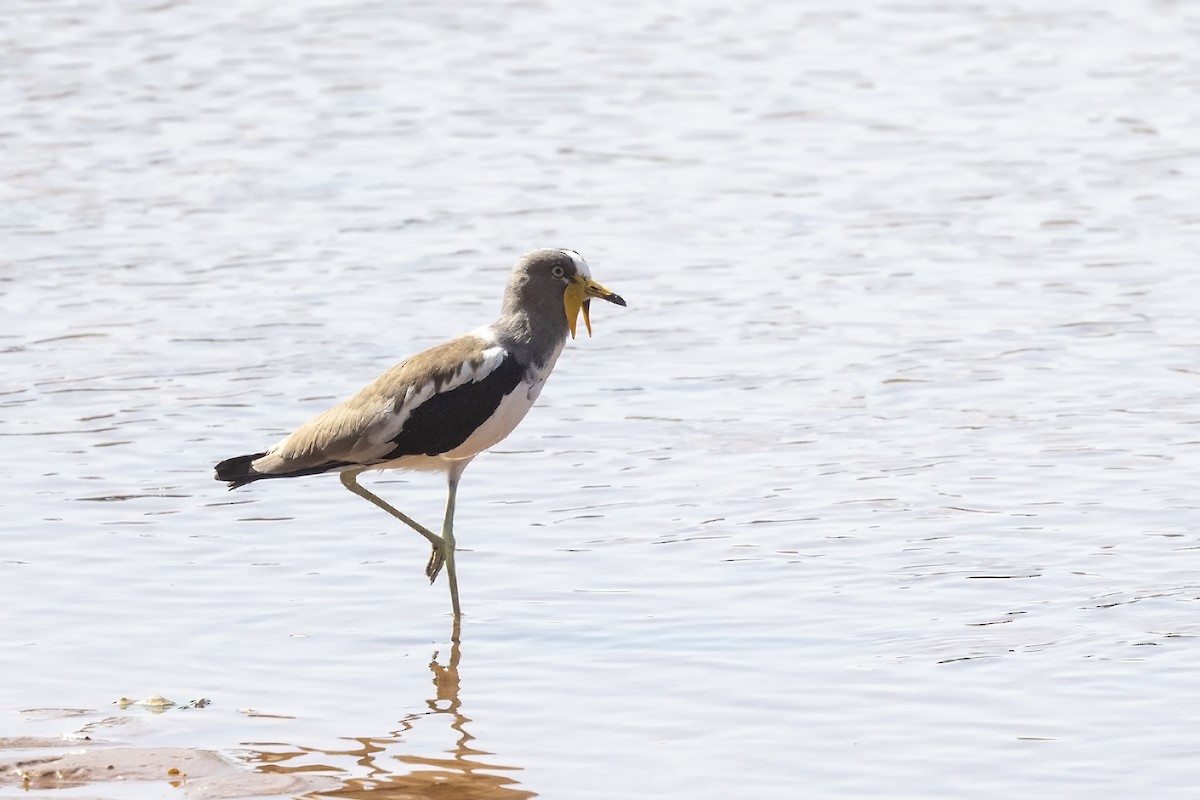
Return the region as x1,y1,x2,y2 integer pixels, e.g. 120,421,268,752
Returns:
425,542,446,583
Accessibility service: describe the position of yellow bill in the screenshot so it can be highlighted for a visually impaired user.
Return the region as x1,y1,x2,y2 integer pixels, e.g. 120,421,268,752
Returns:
564,275,626,339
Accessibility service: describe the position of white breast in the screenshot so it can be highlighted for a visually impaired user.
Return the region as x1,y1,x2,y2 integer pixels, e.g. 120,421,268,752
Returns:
442,341,564,460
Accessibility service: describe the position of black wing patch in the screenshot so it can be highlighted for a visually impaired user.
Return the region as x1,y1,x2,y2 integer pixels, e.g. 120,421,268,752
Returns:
382,354,526,459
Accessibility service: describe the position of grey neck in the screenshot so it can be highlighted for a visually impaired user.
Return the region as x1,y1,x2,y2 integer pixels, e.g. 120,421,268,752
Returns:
491,309,569,367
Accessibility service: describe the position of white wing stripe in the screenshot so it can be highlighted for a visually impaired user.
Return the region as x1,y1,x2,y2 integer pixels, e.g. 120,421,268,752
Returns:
364,345,511,448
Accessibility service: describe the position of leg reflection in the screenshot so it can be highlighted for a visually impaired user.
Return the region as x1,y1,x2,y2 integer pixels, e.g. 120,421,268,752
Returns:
252,633,535,799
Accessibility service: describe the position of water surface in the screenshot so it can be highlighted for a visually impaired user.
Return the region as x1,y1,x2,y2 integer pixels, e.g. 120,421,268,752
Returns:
3,0,1199,797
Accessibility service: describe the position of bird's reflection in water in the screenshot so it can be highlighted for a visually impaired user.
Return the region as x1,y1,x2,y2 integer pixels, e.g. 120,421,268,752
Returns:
250,629,535,799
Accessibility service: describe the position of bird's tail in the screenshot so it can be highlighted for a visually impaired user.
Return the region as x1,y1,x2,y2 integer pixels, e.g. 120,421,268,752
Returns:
214,452,269,489
215,452,355,489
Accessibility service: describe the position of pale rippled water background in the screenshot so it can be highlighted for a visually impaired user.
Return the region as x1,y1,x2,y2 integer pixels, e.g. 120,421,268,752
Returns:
3,0,1200,797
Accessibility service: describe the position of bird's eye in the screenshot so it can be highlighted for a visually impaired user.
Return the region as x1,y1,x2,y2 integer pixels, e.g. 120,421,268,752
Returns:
551,265,565,278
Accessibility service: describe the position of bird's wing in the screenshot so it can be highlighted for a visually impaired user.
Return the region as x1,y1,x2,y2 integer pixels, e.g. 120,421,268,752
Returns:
251,334,517,475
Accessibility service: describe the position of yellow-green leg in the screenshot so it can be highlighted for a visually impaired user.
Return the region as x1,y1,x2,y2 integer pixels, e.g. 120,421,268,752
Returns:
340,469,446,582
340,464,471,620
441,461,470,620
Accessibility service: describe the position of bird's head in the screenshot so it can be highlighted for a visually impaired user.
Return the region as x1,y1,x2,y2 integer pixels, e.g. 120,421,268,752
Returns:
510,248,626,339
554,249,626,338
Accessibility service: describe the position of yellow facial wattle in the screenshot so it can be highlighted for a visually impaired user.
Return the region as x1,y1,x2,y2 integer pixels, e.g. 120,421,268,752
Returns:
564,274,625,339
564,279,586,339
